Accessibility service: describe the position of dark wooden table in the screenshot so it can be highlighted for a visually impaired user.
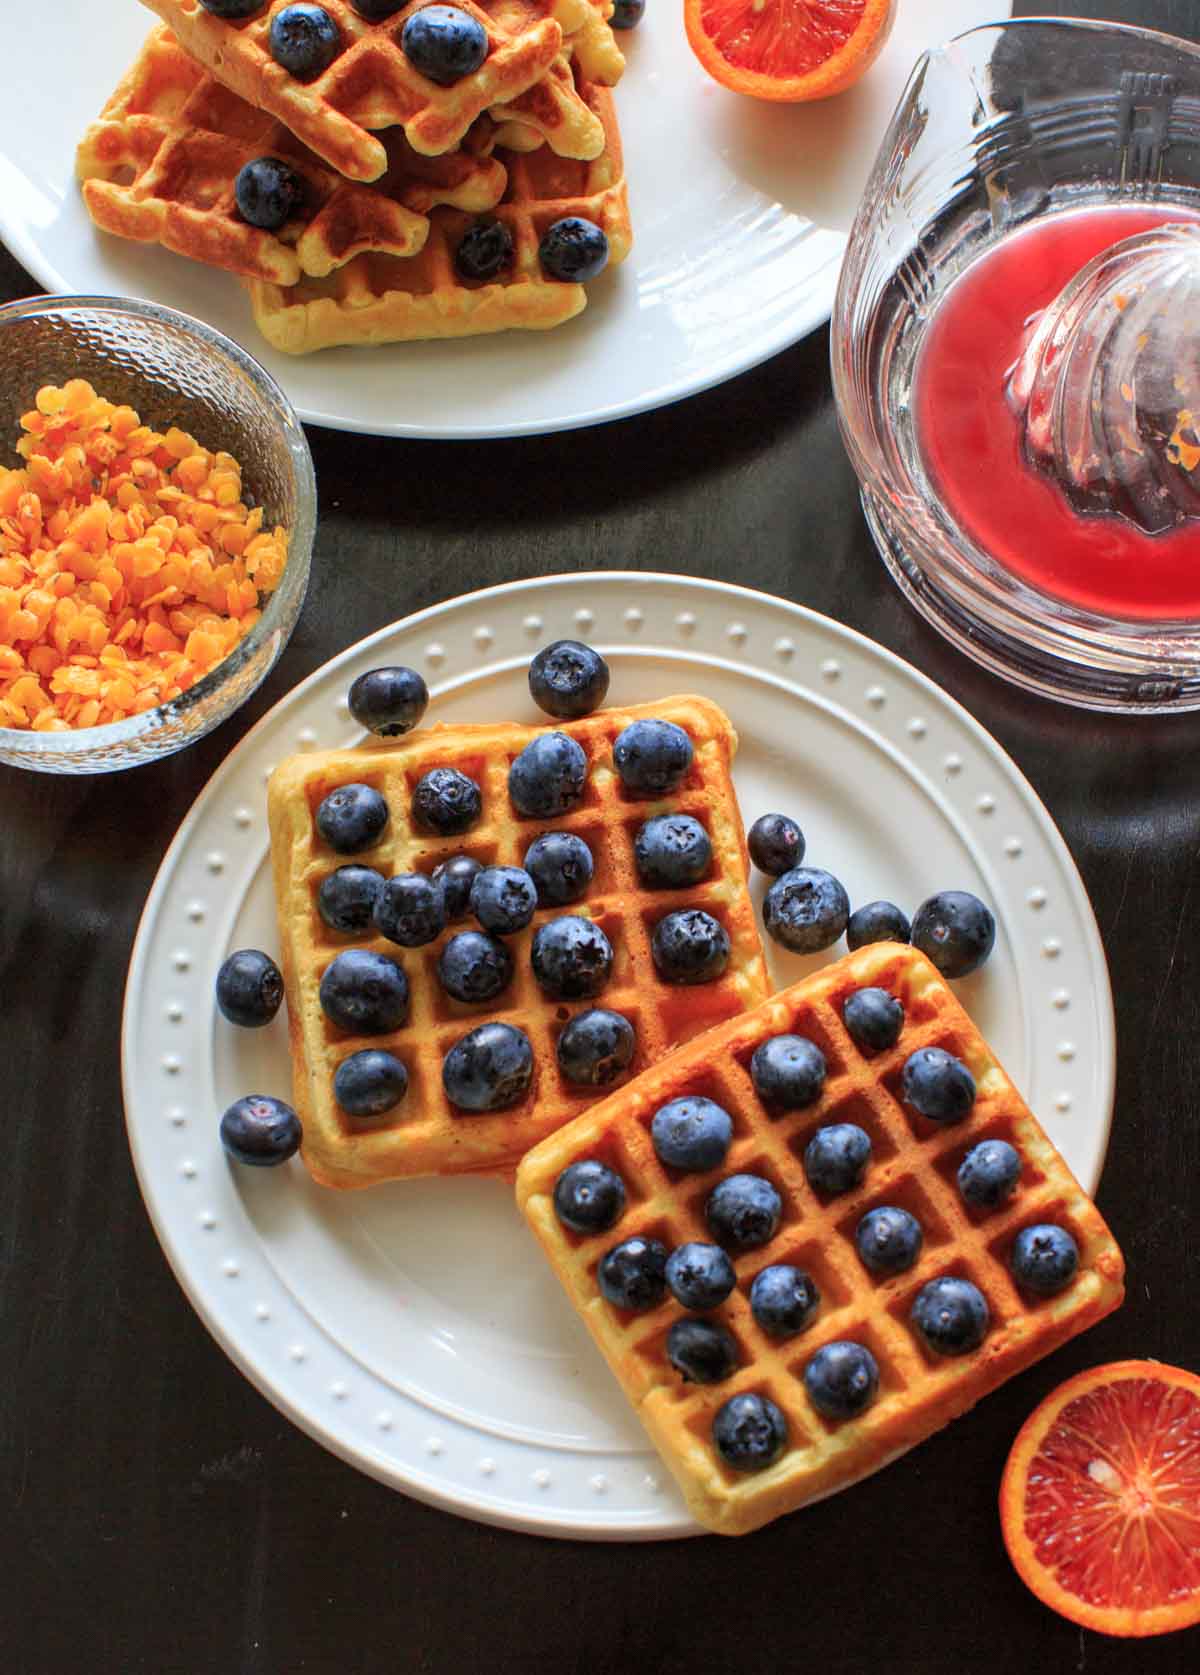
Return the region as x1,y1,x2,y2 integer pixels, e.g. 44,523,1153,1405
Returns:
5,3,1200,1671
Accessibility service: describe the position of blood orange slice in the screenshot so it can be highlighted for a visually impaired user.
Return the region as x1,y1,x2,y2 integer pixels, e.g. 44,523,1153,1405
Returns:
683,0,896,103
1000,1361,1200,1638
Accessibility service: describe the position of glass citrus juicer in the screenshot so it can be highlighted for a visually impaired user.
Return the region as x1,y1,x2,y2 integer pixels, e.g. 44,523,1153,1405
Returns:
833,17,1200,712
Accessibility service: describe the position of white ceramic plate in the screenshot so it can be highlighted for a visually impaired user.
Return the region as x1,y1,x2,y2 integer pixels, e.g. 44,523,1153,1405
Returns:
3,0,1008,438
122,573,1114,1539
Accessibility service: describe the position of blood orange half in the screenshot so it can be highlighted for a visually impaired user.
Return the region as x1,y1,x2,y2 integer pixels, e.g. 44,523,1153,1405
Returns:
1000,1361,1200,1638
683,0,897,104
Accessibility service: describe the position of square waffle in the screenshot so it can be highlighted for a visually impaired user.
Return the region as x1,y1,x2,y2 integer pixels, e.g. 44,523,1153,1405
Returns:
267,696,770,1188
515,943,1125,1536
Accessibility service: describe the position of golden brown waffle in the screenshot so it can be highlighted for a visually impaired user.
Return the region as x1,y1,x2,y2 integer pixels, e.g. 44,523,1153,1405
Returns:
267,696,770,1189
516,943,1125,1536
137,0,607,177
245,72,629,349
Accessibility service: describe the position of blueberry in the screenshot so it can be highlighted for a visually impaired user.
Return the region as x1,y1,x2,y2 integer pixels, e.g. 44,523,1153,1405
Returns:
350,0,405,16
855,1206,923,1274
910,1276,989,1356
843,987,904,1053
372,872,446,947
455,220,513,282
268,4,341,78
431,853,483,921
220,1094,302,1166
524,831,593,906
470,865,538,935
319,948,409,1034
552,1159,626,1233
437,930,513,1003
763,866,850,954
199,0,266,15
634,814,712,889
400,4,488,85
597,1236,668,1311
651,909,730,984
705,1174,782,1251
612,718,692,796
333,1049,408,1117
847,900,911,950
749,1265,820,1338
557,1009,635,1087
750,1034,826,1110
540,217,609,282
317,864,384,934
803,1342,880,1419
803,1124,871,1196
1011,1224,1079,1296
442,1021,534,1112
900,1047,976,1124
412,767,481,835
911,890,996,979
215,948,283,1028
665,1242,736,1310
509,732,588,818
531,915,613,999
712,1393,788,1471
957,1139,1022,1210
747,813,805,877
529,640,610,719
650,1096,732,1172
347,666,428,737
610,0,645,27
234,157,305,231
316,782,389,853
666,1319,738,1385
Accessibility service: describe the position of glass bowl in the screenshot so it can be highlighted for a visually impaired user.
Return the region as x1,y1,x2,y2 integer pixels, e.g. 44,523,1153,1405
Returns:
833,18,1200,713
0,295,315,770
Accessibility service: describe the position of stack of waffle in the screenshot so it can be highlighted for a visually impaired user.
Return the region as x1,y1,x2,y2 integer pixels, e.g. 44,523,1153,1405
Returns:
76,2,631,351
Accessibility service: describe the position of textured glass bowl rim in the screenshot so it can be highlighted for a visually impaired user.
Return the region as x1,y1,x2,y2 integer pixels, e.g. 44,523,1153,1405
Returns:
0,293,316,763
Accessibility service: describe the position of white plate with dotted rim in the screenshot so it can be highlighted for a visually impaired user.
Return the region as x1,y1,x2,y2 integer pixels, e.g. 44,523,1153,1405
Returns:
1,0,1009,439
122,572,1114,1538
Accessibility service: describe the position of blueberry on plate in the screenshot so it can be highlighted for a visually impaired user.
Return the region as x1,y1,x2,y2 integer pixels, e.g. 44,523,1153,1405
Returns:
855,1206,923,1275
215,948,283,1028
431,853,483,921
705,1173,782,1250
437,929,513,1003
1011,1224,1079,1296
200,0,267,16
803,1123,871,1196
219,1095,302,1167
846,900,911,950
316,782,389,854
508,732,588,818
665,1242,736,1310
750,1034,826,1110
910,1276,989,1356
957,1139,1022,1210
373,872,446,947
552,1158,626,1233
747,813,805,877
612,717,692,796
597,1235,668,1311
900,1047,976,1124
455,220,514,283
557,1008,635,1087
524,831,593,907
650,1095,733,1172
749,1265,820,1337
317,864,384,934
234,157,305,231
842,987,904,1053
470,865,538,935
529,640,610,719
610,0,645,28
539,217,609,283
411,766,482,835
268,4,341,78
910,890,996,979
667,1319,738,1385
400,4,489,84
319,948,409,1034
442,1020,534,1111
347,665,428,737
531,915,613,999
803,1341,880,1419
333,1048,409,1117
763,866,850,954
712,1392,788,1471
650,908,730,984
634,814,712,889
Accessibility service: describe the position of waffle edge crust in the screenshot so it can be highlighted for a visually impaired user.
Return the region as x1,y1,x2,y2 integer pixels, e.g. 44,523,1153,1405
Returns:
515,943,1125,1536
